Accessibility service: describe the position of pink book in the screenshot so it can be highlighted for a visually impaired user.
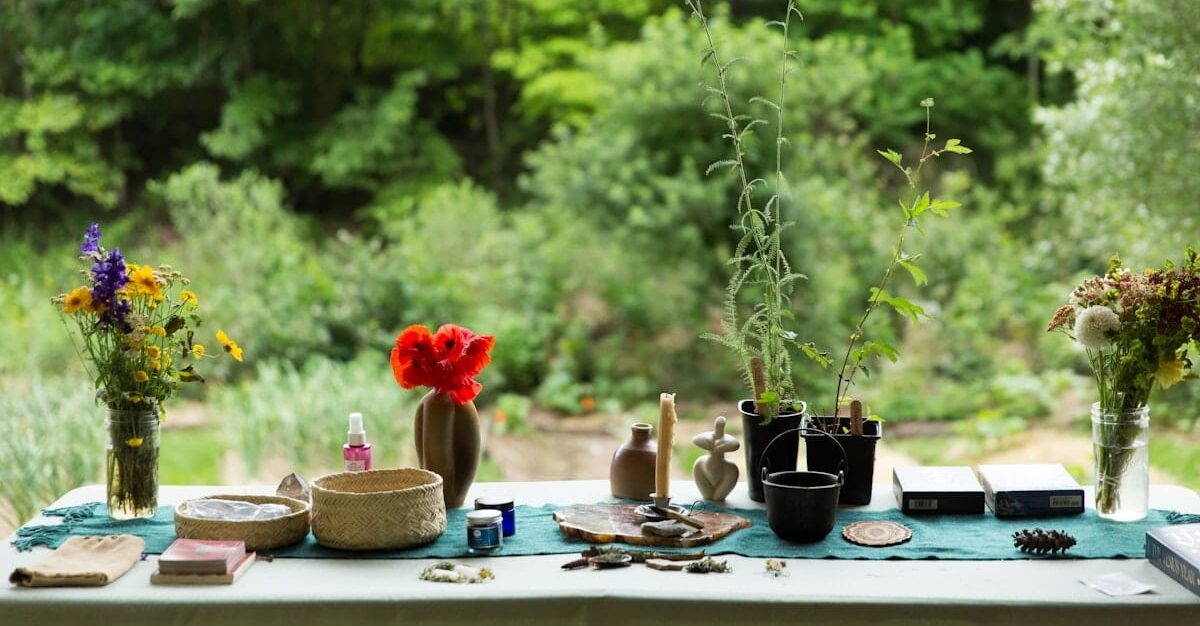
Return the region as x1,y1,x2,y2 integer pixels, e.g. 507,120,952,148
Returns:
158,539,246,575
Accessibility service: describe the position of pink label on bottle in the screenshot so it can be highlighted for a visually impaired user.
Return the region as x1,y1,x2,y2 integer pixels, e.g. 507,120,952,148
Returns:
343,444,371,472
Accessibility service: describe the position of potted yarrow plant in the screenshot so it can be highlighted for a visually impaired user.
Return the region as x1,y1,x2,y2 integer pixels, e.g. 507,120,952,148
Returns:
1047,250,1200,521
803,99,972,504
391,323,495,509
54,223,242,519
689,0,829,502
688,1,970,504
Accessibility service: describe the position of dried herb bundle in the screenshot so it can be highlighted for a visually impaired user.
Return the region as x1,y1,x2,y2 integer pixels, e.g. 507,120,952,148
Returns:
684,557,732,574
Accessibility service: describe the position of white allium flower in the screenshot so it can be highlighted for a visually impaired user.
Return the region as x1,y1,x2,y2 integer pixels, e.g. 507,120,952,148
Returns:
1074,305,1121,349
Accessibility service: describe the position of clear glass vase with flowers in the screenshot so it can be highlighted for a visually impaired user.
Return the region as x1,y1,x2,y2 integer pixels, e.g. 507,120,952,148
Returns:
54,224,243,518
1048,249,1200,520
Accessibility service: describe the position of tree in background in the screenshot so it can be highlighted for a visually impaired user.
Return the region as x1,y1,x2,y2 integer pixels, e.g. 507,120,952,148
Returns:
1034,0,1200,267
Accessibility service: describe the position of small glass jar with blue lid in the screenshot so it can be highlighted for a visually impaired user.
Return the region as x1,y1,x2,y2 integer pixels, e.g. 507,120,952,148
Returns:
474,496,515,537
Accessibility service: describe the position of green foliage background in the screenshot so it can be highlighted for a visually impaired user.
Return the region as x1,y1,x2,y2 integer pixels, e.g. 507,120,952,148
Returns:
1,0,1197,522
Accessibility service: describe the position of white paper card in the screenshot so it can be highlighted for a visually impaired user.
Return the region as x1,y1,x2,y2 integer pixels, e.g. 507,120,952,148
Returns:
1080,572,1156,596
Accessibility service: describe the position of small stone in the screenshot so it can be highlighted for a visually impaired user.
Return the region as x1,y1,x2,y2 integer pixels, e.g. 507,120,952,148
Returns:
641,519,690,537
646,558,684,571
276,472,311,503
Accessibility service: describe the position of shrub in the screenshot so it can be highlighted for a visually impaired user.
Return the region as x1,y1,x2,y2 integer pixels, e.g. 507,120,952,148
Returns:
0,375,102,527
216,354,418,477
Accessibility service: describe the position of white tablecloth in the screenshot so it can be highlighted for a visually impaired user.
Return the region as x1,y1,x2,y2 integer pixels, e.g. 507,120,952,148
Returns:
3,480,1199,625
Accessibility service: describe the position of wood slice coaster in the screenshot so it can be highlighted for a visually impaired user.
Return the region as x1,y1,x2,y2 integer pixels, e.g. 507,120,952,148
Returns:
842,521,912,547
553,504,751,548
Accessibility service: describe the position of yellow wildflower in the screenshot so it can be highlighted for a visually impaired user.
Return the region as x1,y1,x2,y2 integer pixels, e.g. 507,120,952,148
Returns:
145,346,161,359
216,329,244,363
149,326,167,337
133,370,149,382
127,264,164,301
192,344,205,358
129,394,143,404
181,290,198,306
125,437,144,448
62,287,93,314
148,357,162,371
1156,358,1186,389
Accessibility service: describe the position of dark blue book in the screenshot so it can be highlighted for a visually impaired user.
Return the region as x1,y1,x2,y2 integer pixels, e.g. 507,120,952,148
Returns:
1146,524,1200,597
892,466,985,515
977,464,1084,517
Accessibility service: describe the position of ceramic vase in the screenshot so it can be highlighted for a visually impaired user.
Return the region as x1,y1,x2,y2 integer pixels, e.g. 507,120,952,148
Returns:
609,423,657,500
105,405,160,520
414,390,480,509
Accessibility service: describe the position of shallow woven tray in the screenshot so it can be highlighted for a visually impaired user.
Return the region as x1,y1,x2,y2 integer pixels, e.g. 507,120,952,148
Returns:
174,494,310,551
311,468,447,551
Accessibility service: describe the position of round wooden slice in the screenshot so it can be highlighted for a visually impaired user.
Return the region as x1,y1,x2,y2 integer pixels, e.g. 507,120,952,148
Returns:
842,521,912,547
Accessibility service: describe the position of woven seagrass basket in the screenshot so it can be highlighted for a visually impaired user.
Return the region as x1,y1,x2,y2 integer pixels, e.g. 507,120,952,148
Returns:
174,494,310,551
311,468,447,550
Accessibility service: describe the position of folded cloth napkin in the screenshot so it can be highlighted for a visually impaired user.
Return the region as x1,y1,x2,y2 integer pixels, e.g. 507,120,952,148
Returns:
9,535,144,587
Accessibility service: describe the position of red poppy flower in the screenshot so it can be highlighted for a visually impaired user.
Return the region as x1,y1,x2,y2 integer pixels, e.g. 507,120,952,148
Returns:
390,323,495,404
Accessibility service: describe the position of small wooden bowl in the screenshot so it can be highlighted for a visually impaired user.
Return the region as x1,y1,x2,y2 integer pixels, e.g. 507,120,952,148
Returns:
174,494,310,551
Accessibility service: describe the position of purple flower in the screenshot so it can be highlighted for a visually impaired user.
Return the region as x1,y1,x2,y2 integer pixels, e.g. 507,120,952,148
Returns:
90,247,130,330
80,223,101,254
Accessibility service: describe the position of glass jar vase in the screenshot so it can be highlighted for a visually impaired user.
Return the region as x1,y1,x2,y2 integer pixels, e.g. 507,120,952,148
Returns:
1091,403,1149,522
106,406,161,520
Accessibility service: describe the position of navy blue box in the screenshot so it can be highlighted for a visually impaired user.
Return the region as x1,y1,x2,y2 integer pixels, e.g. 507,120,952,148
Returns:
977,464,1084,517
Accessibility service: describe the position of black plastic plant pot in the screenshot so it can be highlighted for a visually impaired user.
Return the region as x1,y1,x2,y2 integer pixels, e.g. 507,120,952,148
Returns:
739,400,805,503
761,427,846,543
801,416,881,505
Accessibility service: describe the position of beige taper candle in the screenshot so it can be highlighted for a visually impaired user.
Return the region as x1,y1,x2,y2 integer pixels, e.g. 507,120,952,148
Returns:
656,393,677,499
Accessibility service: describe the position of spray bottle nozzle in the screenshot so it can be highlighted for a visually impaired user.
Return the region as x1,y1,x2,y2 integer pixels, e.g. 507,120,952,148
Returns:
347,412,367,446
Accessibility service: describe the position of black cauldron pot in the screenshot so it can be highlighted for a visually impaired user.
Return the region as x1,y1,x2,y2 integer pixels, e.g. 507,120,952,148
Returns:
760,427,846,542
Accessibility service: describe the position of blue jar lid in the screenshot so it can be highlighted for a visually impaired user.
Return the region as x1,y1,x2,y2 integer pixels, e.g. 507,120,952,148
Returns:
474,496,514,512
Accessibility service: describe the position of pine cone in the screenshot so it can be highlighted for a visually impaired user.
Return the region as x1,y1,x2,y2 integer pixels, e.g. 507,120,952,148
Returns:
1012,528,1077,555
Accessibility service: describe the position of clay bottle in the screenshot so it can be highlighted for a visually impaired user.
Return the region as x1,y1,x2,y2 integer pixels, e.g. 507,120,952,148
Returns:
609,423,657,500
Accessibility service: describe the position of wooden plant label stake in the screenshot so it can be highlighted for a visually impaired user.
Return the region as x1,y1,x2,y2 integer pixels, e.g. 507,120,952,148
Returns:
850,399,864,436
749,357,769,417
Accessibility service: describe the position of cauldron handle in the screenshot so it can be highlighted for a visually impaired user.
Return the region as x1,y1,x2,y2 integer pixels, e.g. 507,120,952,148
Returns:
759,427,848,486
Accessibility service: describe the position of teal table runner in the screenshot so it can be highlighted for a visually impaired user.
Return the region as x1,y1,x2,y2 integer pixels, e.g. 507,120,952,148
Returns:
14,502,1198,560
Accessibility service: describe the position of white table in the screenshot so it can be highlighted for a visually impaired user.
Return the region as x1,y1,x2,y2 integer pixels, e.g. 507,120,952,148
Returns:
3,480,1199,625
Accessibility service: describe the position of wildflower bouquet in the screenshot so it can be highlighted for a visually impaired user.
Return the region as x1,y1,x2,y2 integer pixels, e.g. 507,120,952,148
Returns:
53,223,243,518
1048,248,1200,518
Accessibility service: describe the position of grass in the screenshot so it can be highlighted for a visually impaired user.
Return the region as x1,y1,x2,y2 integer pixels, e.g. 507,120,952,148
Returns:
1149,437,1200,491
160,427,225,485
477,456,504,483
